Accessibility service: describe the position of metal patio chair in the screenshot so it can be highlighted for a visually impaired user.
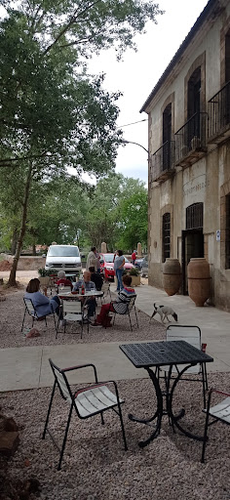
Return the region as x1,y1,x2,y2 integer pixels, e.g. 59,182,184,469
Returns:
201,388,230,462
112,295,139,331
42,359,128,470
100,281,111,303
57,285,72,294
60,298,85,338
161,325,208,407
21,297,57,335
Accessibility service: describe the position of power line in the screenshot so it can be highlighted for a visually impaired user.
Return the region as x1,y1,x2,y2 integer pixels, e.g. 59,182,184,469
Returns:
117,118,147,128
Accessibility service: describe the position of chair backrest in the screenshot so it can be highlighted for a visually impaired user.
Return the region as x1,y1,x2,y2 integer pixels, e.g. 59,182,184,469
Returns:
166,325,201,349
62,299,82,315
166,324,202,374
49,359,73,404
101,282,109,293
23,297,38,318
127,295,137,313
58,286,72,293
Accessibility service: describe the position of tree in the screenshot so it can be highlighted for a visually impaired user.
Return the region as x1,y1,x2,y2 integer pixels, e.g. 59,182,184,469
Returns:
116,187,148,251
80,173,148,251
0,1,163,284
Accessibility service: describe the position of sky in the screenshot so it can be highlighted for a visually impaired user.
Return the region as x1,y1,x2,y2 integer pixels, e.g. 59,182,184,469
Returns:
87,0,208,185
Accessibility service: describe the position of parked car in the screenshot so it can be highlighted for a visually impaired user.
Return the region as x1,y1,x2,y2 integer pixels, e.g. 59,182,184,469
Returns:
135,257,144,269
99,253,134,281
45,244,82,277
140,256,148,277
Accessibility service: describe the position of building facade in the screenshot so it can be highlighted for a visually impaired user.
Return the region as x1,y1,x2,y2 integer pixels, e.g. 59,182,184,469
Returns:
141,0,230,310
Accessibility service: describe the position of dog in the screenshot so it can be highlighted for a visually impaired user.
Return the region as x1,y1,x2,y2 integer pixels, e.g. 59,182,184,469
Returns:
150,303,178,323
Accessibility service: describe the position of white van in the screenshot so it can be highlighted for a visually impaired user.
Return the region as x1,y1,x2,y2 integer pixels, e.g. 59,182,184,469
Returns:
45,245,82,276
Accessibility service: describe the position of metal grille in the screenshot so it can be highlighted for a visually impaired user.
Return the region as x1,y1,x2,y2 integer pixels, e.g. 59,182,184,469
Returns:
162,212,170,262
226,194,230,269
208,80,230,138
186,203,203,229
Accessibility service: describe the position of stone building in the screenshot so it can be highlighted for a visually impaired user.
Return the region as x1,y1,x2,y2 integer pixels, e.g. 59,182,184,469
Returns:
141,0,230,310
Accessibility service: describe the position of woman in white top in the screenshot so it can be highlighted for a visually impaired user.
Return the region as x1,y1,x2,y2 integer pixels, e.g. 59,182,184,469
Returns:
86,246,99,272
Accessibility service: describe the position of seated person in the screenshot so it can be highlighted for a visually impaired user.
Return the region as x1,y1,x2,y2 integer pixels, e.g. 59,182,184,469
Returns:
89,266,103,291
73,271,97,320
56,270,73,290
24,278,60,318
92,274,136,327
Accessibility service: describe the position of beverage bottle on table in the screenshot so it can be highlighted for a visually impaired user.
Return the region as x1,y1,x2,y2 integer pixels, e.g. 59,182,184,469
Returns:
81,284,85,295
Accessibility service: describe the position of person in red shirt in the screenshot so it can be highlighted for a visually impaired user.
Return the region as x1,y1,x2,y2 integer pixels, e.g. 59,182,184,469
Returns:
131,250,137,265
56,271,73,290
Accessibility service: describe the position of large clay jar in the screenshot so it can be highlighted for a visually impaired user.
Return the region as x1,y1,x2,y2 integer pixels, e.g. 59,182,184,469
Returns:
187,258,211,307
163,258,182,296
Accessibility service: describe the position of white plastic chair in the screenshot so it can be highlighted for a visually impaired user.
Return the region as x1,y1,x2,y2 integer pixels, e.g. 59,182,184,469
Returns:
42,359,127,469
201,388,230,462
62,299,85,338
163,325,208,407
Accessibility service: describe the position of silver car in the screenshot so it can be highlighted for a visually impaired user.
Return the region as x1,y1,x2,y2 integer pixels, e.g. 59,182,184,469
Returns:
140,256,148,277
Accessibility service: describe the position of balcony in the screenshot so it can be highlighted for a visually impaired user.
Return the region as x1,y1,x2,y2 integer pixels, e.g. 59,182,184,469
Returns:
175,112,207,167
208,81,230,144
150,140,175,183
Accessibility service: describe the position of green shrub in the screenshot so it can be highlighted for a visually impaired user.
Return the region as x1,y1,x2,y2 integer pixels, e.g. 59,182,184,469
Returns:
129,267,140,276
38,268,58,277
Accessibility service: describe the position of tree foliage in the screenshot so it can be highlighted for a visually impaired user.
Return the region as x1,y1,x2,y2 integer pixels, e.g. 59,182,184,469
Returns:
0,0,162,283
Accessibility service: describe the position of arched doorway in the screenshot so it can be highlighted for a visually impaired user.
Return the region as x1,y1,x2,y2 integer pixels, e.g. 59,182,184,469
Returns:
182,202,204,294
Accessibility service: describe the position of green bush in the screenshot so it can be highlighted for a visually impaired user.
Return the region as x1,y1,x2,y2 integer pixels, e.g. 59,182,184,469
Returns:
38,268,58,277
129,267,140,276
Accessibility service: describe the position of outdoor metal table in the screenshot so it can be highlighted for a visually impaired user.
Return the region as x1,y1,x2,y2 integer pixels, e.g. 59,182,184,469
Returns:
119,340,214,447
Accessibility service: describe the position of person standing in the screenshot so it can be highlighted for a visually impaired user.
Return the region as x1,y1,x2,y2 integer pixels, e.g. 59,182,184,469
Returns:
131,250,137,265
114,249,125,292
86,246,100,272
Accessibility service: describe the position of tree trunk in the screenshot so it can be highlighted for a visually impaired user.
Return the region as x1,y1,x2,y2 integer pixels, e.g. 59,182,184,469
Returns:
11,227,19,255
8,163,33,286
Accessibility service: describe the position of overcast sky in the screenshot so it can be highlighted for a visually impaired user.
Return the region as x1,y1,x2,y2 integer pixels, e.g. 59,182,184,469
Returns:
87,0,208,185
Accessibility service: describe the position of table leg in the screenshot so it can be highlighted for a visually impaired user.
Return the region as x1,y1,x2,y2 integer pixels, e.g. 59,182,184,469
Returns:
168,363,204,441
128,367,163,448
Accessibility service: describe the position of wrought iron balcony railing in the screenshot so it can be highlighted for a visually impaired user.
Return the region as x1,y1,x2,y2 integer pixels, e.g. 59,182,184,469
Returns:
150,140,175,182
175,112,207,166
208,80,230,141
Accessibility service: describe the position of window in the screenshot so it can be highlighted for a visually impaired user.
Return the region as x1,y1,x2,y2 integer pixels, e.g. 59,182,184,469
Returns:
186,203,203,230
162,213,171,262
163,103,172,169
225,30,230,126
187,68,201,144
225,29,230,83
226,194,230,269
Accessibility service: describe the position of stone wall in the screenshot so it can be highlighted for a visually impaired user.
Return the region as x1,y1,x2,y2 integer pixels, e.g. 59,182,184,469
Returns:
3,255,46,271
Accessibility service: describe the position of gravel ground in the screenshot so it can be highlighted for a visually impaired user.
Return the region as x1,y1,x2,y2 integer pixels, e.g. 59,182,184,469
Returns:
1,374,230,500
0,287,166,348
0,286,230,499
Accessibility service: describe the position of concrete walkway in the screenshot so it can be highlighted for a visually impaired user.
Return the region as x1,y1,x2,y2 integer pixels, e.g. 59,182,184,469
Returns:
0,281,230,392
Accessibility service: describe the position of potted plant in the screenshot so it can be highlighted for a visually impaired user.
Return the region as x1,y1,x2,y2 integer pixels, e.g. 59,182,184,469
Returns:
38,268,58,287
129,267,141,286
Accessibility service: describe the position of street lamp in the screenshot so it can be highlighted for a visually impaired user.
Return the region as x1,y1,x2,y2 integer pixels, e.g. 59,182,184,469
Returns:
122,139,149,155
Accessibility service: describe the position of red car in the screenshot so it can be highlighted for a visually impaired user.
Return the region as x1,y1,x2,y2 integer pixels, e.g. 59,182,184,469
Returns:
99,253,134,281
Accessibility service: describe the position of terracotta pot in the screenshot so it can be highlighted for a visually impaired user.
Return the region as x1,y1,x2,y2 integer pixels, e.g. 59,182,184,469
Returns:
163,258,181,296
188,258,211,307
